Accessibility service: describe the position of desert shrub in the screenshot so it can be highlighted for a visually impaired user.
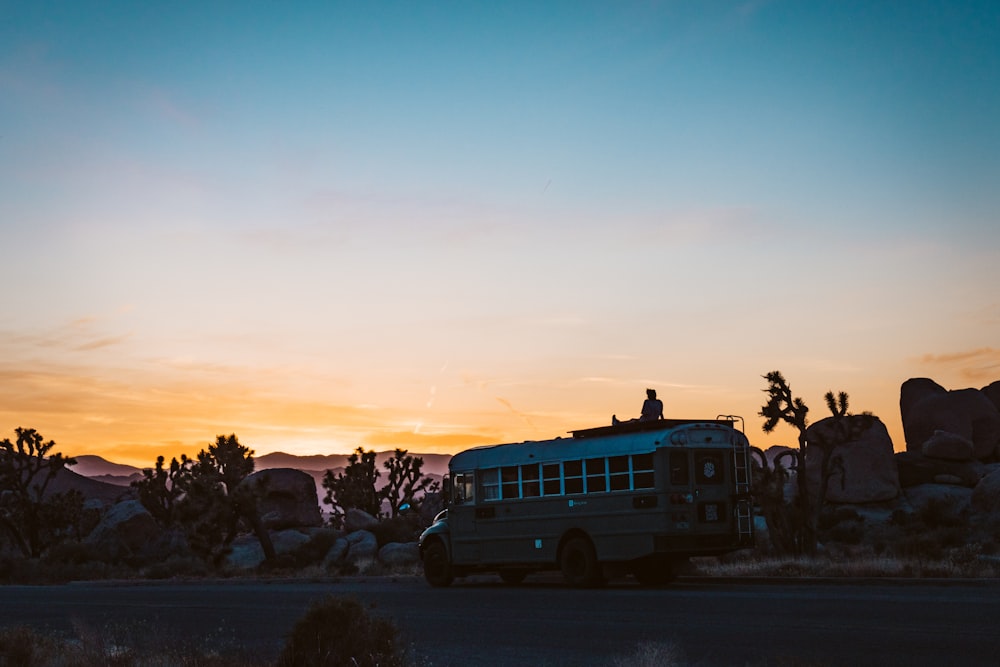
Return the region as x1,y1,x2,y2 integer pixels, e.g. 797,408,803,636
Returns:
264,529,342,571
822,521,865,545
817,507,862,531
0,625,61,666
277,595,405,667
918,498,966,528
143,554,210,580
372,516,422,547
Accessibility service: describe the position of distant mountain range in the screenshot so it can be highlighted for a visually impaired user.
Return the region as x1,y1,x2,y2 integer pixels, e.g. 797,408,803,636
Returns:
68,451,454,500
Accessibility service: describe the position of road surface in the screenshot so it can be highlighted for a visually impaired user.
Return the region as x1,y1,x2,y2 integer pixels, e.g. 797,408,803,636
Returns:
1,576,997,666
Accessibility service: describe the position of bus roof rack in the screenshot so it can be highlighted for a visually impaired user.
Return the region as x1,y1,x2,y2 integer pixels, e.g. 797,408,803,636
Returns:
571,417,735,439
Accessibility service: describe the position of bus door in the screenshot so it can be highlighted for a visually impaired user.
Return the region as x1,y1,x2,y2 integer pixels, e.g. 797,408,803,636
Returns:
448,471,481,563
689,448,731,533
666,448,730,534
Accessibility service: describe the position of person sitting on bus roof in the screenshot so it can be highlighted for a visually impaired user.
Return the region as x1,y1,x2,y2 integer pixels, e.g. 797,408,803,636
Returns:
612,388,664,425
639,388,664,422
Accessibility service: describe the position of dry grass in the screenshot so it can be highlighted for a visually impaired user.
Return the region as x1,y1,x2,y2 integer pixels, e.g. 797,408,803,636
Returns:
691,548,1000,579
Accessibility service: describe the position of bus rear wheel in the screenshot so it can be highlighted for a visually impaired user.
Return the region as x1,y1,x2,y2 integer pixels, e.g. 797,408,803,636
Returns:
560,537,603,588
423,541,453,587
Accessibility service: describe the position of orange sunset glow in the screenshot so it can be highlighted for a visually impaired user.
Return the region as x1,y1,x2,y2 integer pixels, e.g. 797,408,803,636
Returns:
2,3,998,469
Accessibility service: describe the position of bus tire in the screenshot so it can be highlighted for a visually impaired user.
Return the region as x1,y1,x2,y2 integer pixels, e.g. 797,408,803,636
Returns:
423,541,453,587
560,537,603,588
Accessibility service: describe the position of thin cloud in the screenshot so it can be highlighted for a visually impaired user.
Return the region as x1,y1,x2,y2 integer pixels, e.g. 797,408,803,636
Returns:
74,334,132,351
919,348,1000,382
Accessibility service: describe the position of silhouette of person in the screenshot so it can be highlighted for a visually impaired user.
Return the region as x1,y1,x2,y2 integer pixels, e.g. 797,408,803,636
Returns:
612,388,664,425
639,388,663,422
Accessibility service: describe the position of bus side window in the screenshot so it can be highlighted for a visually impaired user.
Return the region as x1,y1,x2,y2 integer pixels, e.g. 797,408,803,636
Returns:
564,460,584,494
522,464,540,497
632,453,655,489
501,466,520,499
586,457,607,493
670,451,689,486
542,463,561,495
609,455,629,491
480,468,500,501
453,472,475,505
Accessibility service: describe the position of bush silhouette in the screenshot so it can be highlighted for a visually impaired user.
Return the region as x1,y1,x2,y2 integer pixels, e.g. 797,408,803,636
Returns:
278,595,405,667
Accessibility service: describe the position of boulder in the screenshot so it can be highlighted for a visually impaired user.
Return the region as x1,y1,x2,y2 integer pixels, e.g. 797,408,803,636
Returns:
84,500,160,556
240,468,322,529
903,484,972,516
344,529,378,565
983,381,1000,414
899,379,1000,460
323,537,349,569
894,451,985,488
344,508,379,533
224,529,313,570
921,430,975,462
899,378,948,423
971,468,1000,515
378,542,420,567
805,417,899,504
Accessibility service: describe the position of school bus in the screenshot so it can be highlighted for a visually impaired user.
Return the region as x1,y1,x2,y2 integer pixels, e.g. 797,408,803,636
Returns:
418,417,754,587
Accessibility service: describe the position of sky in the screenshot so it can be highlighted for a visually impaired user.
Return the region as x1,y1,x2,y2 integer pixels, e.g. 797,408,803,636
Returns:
1,1,998,468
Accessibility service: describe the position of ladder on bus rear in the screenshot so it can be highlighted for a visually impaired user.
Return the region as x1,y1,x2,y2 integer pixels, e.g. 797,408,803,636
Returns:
721,415,755,545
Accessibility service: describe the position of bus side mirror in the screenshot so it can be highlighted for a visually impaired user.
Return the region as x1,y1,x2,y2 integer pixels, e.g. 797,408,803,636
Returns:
443,475,452,506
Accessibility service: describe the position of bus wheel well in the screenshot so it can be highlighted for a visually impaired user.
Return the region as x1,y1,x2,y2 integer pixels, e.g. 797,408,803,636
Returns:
557,530,593,561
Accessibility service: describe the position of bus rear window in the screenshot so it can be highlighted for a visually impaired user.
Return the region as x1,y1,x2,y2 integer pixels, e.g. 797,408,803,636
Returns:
670,451,689,485
696,453,724,485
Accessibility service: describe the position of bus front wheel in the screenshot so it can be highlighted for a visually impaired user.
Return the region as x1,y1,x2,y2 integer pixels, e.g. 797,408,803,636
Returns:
423,541,454,587
560,537,603,588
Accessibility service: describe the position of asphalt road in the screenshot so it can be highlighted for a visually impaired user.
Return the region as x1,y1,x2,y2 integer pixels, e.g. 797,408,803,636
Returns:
2,576,998,666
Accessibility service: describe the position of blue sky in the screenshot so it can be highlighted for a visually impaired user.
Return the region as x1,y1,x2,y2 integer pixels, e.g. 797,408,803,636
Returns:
1,1,998,465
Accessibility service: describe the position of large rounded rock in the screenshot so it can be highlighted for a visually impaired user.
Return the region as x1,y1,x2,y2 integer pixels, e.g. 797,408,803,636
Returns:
900,378,947,423
895,451,985,488
922,430,975,462
344,508,379,533
378,542,420,567
240,468,322,529
900,380,1000,460
983,381,1000,414
903,483,972,516
805,417,899,504
971,468,1000,515
84,500,160,556
344,529,378,564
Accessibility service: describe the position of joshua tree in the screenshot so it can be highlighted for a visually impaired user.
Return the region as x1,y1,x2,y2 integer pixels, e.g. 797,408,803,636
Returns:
323,448,381,528
759,372,876,555
759,371,815,554
134,434,274,566
0,428,80,558
381,449,434,518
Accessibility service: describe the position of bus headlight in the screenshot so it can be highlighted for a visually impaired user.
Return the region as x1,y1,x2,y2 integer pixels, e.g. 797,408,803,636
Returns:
670,431,688,445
